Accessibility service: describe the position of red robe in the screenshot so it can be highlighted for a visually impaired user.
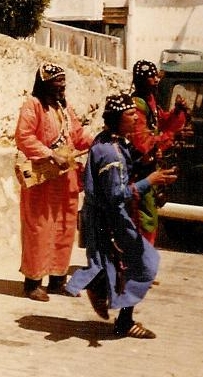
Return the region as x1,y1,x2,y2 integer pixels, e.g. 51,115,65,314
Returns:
132,94,186,154
131,94,186,244
15,96,93,279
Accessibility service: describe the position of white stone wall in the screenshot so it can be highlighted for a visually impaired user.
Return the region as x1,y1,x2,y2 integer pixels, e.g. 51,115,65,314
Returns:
0,147,20,254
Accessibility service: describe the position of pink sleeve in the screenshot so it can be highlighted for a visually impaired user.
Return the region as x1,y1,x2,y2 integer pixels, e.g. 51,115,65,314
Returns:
15,98,52,160
67,104,93,150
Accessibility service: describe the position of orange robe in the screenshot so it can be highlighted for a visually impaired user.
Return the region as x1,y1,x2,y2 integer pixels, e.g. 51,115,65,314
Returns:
15,96,93,280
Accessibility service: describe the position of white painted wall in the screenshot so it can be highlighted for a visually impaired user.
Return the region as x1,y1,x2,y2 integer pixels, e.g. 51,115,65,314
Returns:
106,0,203,6
126,1,203,70
45,0,103,20
104,0,128,6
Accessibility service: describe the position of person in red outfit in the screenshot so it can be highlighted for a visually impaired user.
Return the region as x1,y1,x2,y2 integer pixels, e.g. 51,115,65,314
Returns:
15,62,93,301
130,60,188,245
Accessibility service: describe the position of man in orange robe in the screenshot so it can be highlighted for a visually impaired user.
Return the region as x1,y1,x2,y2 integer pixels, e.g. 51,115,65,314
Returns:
15,62,93,301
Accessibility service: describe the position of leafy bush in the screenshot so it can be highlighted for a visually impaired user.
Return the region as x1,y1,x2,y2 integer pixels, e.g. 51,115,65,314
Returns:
0,0,51,38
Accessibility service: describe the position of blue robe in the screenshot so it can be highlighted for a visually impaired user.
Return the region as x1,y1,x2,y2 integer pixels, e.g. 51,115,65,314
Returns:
66,131,160,309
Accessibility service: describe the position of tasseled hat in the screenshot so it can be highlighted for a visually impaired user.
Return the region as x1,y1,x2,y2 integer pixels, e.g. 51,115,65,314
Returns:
39,62,65,81
133,60,158,81
103,93,136,115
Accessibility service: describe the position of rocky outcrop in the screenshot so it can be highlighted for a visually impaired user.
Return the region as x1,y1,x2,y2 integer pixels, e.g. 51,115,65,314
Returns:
0,33,131,144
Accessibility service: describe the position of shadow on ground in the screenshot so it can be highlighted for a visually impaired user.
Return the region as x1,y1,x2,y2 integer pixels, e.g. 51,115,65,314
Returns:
0,279,24,297
16,315,117,347
0,265,84,298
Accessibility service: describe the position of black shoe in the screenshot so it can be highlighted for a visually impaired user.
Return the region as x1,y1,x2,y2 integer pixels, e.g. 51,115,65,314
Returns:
113,318,133,337
87,289,109,320
47,275,66,294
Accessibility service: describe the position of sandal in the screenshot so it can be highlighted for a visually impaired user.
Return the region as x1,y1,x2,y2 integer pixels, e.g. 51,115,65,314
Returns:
25,287,50,302
114,319,155,338
87,289,109,320
127,323,156,339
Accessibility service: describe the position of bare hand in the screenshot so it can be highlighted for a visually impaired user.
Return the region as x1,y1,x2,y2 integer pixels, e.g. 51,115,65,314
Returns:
175,94,188,113
147,167,177,186
51,150,68,167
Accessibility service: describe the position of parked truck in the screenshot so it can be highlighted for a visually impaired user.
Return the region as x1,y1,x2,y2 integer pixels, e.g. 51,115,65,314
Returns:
157,49,203,250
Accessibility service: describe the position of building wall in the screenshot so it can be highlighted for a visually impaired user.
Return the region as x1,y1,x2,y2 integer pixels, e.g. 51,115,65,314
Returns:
127,1,203,70
104,0,128,6
45,0,203,71
45,0,103,20
105,0,203,6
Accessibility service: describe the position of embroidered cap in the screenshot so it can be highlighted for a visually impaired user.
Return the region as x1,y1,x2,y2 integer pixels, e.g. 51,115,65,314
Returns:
39,62,65,81
133,60,158,80
103,93,136,115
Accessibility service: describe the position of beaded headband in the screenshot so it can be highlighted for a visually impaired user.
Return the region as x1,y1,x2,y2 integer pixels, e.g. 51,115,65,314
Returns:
103,94,136,114
39,62,65,82
133,60,158,79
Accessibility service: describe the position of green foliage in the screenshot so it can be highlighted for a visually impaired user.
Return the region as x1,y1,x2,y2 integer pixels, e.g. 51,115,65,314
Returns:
0,0,51,38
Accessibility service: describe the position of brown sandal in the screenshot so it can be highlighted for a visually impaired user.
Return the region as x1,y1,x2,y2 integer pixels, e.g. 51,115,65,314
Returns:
25,287,49,302
87,289,109,320
127,323,156,339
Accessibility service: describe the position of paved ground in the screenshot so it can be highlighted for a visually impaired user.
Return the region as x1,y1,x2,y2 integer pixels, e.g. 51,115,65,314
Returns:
0,239,203,377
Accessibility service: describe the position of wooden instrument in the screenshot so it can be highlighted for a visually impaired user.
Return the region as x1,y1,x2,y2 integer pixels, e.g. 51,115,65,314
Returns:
15,145,88,189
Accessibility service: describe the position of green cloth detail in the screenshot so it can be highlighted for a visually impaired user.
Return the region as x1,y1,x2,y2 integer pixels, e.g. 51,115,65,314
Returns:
133,97,150,116
133,96,159,135
139,189,158,233
133,96,159,233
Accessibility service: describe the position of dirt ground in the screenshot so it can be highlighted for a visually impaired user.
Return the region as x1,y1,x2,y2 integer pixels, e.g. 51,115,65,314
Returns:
0,32,203,377
0,240,203,377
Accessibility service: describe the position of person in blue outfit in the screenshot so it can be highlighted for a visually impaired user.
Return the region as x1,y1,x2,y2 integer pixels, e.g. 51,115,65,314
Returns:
66,93,177,339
